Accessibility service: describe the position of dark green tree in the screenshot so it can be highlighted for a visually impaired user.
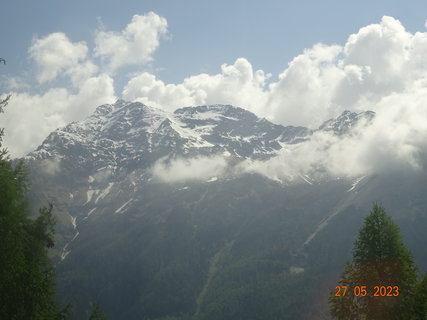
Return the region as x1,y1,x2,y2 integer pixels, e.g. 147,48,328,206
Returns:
411,273,427,320
329,204,418,319
0,58,68,320
88,303,108,320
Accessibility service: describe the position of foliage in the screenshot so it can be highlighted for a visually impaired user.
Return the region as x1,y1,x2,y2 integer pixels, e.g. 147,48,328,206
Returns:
0,58,69,320
329,204,418,319
411,273,427,320
0,89,10,146
88,303,108,320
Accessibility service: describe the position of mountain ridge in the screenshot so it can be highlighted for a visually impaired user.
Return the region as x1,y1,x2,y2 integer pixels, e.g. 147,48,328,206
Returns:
24,100,397,320
27,100,374,164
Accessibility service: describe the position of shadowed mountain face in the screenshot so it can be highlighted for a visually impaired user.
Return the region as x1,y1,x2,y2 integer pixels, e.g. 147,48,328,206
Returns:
25,101,427,320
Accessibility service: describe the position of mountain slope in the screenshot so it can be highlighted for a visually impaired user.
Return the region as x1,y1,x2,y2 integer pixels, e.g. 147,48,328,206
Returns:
24,100,427,320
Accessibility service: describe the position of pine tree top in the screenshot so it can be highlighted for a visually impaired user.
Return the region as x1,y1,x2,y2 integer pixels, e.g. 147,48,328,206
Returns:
353,204,413,267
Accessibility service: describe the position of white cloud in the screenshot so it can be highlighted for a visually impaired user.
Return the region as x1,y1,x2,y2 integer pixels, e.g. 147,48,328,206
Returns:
266,43,344,127
2,13,170,157
176,84,427,183
0,74,116,157
94,12,167,71
151,156,228,183
68,74,116,121
4,12,427,183
341,16,411,102
122,72,198,110
122,46,346,127
184,58,270,109
38,157,61,175
122,16,427,130
123,57,270,112
122,45,348,127
241,77,427,181
29,32,90,83
68,61,99,87
3,76,30,91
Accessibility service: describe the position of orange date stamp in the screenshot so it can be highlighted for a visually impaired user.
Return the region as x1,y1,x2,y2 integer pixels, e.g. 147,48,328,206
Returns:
334,285,399,297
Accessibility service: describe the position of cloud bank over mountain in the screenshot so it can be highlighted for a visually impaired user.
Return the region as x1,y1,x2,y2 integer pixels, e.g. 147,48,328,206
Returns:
1,14,427,181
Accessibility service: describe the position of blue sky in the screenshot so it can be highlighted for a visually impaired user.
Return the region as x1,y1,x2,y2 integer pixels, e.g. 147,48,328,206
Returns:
1,1,427,159
2,0,427,84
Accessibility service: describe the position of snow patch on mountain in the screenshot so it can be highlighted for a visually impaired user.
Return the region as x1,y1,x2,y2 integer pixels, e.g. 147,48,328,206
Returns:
95,182,114,204
289,266,305,274
300,174,313,185
347,176,366,192
82,208,97,221
71,216,76,229
85,189,97,204
60,231,80,261
115,199,133,214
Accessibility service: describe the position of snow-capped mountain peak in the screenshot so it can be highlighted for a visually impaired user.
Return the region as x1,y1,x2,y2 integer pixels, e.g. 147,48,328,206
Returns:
27,101,375,177
317,110,375,135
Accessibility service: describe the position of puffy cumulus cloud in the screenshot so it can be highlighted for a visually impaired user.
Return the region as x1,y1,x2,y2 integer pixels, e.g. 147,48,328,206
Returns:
29,32,93,84
121,46,349,127
120,45,348,127
94,12,167,71
184,58,270,109
122,46,344,127
364,80,427,170
1,89,69,157
147,76,427,183
122,72,199,110
116,15,427,181
0,74,116,157
123,57,270,112
2,12,170,157
344,16,410,82
120,15,427,181
68,74,116,120
6,13,427,182
68,61,99,87
266,43,344,127
122,16,427,129
151,156,229,183
268,15,427,127
240,131,370,182
242,78,427,181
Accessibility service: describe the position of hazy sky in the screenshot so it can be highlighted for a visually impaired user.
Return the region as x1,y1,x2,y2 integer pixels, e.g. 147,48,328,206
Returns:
1,0,427,160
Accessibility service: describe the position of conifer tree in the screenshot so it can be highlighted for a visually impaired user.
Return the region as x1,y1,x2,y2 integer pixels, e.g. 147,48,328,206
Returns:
329,204,418,319
0,58,68,320
88,303,108,320
412,273,427,320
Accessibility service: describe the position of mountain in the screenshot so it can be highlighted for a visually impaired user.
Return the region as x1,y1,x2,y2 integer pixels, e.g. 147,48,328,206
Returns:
25,101,427,320
317,110,375,135
28,100,312,165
